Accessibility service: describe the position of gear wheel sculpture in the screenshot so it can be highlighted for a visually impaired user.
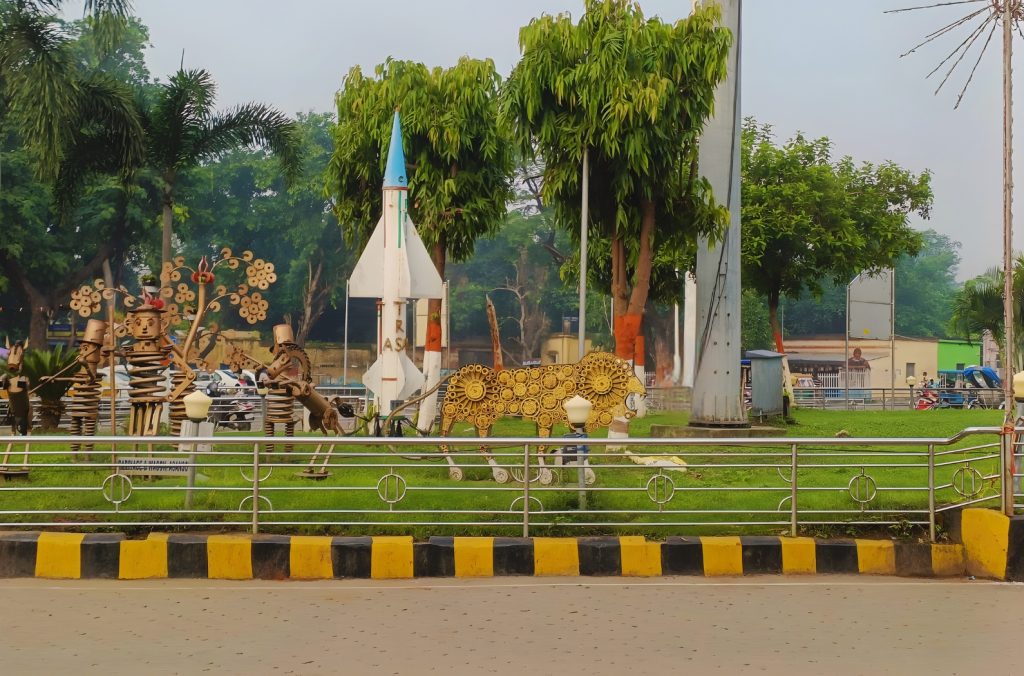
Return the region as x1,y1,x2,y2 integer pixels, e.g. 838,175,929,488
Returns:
438,352,645,483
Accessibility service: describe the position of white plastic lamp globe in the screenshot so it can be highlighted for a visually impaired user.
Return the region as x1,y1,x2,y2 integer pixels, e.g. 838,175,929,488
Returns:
563,395,593,427
1013,372,1024,402
183,390,212,423
905,376,917,387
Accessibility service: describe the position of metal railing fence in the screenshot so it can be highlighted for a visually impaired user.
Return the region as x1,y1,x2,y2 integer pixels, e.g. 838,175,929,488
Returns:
0,427,1012,539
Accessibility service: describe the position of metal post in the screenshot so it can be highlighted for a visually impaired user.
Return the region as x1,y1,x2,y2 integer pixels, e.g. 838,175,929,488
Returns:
577,438,587,512
790,443,798,537
522,443,530,537
183,419,197,510
844,282,850,411
251,442,260,534
927,443,936,542
343,280,349,384
578,147,590,360
1000,0,1016,517
890,270,896,411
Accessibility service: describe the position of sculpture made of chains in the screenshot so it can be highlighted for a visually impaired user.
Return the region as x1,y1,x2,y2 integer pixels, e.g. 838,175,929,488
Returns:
0,340,31,473
69,248,276,437
438,352,646,483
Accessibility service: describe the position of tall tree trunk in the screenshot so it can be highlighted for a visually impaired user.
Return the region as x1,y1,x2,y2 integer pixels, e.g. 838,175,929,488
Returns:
28,302,49,350
161,183,174,270
612,200,655,361
768,288,785,353
295,258,329,347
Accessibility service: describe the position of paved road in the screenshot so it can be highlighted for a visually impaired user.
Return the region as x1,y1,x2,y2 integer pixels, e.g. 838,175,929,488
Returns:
1,576,1019,675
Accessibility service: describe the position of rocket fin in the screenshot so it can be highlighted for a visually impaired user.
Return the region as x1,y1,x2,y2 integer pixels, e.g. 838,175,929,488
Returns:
397,351,426,399
349,216,385,298
402,218,444,299
362,357,383,397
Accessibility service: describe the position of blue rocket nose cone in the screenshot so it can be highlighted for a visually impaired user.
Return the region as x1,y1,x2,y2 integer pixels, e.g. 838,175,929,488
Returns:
383,111,407,188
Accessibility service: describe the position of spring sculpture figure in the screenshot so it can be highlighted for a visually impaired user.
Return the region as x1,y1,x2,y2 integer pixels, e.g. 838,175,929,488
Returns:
67,319,107,457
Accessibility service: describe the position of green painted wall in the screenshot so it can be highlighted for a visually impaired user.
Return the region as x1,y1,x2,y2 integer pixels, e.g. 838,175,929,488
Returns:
937,340,982,372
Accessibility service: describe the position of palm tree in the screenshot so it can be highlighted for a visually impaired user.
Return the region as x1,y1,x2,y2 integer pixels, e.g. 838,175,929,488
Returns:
142,68,302,268
19,344,77,429
950,257,1024,370
0,1,143,181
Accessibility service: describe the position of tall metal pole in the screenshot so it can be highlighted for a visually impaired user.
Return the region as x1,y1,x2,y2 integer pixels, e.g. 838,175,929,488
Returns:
1001,0,1016,516
890,270,896,412
578,148,590,360
691,0,745,426
342,280,349,385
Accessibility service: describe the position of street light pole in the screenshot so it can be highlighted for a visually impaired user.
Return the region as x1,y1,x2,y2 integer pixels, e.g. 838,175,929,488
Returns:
1001,0,1016,516
578,147,590,361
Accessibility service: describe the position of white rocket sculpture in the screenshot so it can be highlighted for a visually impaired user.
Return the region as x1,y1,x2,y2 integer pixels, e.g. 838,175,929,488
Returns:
349,112,444,416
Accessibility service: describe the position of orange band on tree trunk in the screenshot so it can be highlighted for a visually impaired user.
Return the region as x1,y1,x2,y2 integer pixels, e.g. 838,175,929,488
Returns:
425,317,443,353
613,314,642,361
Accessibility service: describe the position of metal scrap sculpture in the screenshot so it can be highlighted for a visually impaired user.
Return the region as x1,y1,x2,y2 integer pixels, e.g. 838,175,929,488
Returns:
227,323,311,453
439,352,646,483
69,248,276,437
0,340,31,474
228,323,352,476
67,319,107,457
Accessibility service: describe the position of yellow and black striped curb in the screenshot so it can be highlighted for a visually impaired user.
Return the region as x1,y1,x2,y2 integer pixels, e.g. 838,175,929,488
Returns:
948,508,1024,581
0,532,971,580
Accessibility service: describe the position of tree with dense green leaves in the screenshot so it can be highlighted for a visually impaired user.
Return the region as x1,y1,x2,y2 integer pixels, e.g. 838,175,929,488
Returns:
142,68,302,269
0,14,152,348
0,1,143,183
501,0,730,360
326,56,513,418
774,229,960,339
741,119,933,352
894,230,960,337
179,112,349,344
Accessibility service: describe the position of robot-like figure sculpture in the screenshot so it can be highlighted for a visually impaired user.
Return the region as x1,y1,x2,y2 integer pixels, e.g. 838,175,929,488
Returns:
439,352,646,483
123,298,172,437
228,324,311,453
67,319,107,457
1,340,31,473
229,324,352,475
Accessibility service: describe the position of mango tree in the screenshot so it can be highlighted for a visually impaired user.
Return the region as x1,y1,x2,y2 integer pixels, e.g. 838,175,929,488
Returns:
500,0,730,361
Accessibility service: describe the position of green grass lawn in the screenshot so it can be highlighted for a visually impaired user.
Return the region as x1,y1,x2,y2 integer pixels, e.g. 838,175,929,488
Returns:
0,406,1006,539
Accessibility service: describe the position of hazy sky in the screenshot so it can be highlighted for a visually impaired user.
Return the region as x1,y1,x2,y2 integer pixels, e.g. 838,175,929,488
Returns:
69,0,1016,279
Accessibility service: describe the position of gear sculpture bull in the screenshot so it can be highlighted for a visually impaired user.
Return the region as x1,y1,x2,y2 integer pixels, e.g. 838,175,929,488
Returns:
439,352,646,483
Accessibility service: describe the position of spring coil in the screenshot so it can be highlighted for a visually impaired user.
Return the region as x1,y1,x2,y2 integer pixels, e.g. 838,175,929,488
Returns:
265,384,295,424
127,351,166,402
68,371,101,453
168,370,195,436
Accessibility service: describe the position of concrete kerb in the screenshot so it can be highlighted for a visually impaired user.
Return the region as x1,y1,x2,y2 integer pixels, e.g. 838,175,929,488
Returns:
0,531,977,581
4,507,1021,581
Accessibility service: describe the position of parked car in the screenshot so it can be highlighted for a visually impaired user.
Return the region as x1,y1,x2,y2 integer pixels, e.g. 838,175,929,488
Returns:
194,369,254,396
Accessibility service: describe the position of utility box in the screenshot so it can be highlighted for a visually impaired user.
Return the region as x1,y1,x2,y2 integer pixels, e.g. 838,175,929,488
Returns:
746,350,784,416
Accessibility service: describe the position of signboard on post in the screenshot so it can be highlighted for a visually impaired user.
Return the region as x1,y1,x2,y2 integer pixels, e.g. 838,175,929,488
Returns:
848,269,894,340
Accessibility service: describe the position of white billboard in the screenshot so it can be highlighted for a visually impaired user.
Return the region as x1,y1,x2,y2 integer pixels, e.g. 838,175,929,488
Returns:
848,269,893,341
